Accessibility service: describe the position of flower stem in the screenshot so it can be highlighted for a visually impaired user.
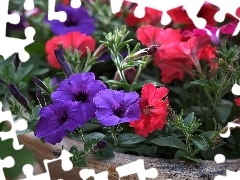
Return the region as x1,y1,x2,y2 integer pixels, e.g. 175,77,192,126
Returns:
110,126,118,147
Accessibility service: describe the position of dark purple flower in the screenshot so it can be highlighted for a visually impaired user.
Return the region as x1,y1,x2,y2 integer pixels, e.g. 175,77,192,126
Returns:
51,72,107,121
46,4,95,35
35,100,87,144
93,89,140,126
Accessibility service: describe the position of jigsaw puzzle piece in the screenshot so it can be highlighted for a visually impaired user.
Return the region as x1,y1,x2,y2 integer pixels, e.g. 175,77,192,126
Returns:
0,101,28,150
183,0,207,29
0,0,36,62
20,150,73,180
207,0,240,36
48,0,67,22
116,159,158,180
0,156,14,180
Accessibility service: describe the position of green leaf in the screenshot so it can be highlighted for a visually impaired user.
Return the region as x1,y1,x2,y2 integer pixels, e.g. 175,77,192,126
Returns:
19,64,34,80
151,136,187,150
69,146,87,167
174,149,188,159
106,80,130,90
85,132,105,142
191,135,209,151
93,143,115,160
179,156,202,163
118,133,146,145
131,145,157,156
134,80,164,90
31,68,50,76
216,104,232,123
183,112,194,127
191,80,215,91
81,122,102,133
84,132,105,152
200,131,214,139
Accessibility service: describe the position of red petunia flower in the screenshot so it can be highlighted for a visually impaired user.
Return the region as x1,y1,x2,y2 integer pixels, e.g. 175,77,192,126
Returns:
125,6,162,27
198,44,218,77
154,35,211,83
235,98,240,106
130,83,169,137
168,3,218,31
45,31,96,68
136,25,182,47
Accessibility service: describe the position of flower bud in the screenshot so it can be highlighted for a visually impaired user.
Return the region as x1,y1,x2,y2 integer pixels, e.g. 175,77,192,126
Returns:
32,76,49,93
92,44,108,59
13,53,21,71
93,140,107,150
54,48,73,78
36,88,46,107
114,67,137,84
8,83,30,111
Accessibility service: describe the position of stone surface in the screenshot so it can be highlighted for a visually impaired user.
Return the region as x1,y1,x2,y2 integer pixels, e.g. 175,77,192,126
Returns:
18,132,240,180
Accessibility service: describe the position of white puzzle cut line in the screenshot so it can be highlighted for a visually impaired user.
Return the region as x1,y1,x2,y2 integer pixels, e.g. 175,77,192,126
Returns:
0,101,28,150
48,0,67,22
0,0,35,62
116,159,158,180
108,0,240,35
19,150,73,180
0,156,14,180
1,0,240,180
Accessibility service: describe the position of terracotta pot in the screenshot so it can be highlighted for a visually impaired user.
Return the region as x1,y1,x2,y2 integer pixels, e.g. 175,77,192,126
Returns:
18,132,240,180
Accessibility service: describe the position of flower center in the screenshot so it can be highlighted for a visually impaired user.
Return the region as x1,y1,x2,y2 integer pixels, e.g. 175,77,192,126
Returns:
143,105,154,115
59,112,68,124
75,92,88,102
64,18,78,27
113,108,125,118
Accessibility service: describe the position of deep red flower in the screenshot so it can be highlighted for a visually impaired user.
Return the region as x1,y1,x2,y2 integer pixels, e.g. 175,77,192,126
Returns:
136,25,182,47
235,98,240,106
125,6,162,27
198,44,218,77
130,83,169,137
45,31,96,69
154,49,194,84
168,4,218,31
154,35,211,83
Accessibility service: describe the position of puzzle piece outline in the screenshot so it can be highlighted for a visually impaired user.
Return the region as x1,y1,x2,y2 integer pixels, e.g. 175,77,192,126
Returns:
1,0,240,179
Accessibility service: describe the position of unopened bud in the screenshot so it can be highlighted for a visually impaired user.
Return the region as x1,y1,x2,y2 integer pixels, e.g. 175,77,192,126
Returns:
13,53,21,71
92,44,108,59
114,67,137,84
32,76,49,93
54,49,73,78
36,88,46,107
8,83,30,111
93,140,107,150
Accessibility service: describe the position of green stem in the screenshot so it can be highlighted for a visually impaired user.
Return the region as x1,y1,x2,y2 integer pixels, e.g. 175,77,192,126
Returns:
186,134,192,157
114,53,127,84
77,129,85,143
110,126,118,147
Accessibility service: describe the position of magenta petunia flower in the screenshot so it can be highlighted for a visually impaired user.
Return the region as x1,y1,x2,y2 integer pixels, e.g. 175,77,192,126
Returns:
93,89,141,126
46,4,95,35
34,100,87,144
51,72,107,121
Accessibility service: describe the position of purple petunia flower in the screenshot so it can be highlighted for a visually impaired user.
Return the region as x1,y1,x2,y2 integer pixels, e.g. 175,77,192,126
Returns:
46,4,95,35
51,72,107,121
93,89,140,126
35,100,87,144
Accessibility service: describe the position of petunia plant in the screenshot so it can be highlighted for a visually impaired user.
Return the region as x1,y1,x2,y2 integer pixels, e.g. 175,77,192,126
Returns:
3,0,240,169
